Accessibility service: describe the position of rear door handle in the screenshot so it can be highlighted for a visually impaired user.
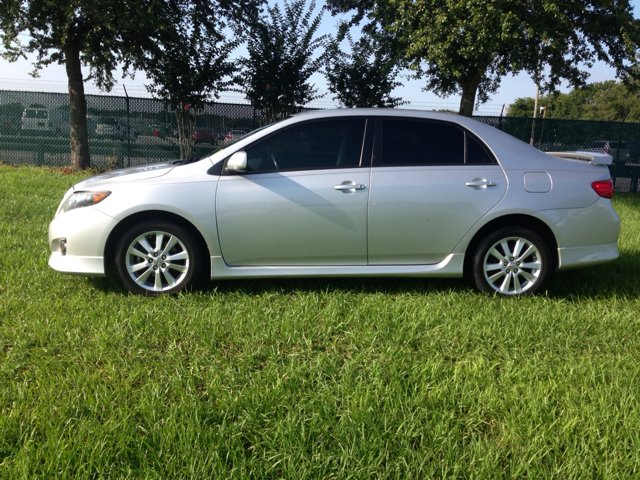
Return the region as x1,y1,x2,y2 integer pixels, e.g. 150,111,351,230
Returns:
334,182,366,191
466,179,496,189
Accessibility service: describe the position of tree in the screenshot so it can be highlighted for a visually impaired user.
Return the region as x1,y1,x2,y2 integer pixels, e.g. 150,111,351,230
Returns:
324,28,403,108
0,0,167,169
238,0,326,123
508,81,640,121
327,0,640,117
139,0,251,160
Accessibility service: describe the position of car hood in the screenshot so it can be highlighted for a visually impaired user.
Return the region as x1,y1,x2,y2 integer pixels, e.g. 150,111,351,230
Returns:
73,162,175,190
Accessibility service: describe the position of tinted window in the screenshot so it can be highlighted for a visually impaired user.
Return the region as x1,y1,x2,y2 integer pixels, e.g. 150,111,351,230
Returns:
466,134,495,164
244,119,367,173
380,119,464,166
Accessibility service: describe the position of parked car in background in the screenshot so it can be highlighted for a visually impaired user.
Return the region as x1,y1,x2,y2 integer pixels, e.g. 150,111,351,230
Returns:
0,114,21,134
626,140,640,164
49,110,70,137
581,140,629,164
95,117,124,139
223,129,249,144
48,109,620,297
95,118,137,141
142,122,170,138
193,127,216,145
22,104,51,133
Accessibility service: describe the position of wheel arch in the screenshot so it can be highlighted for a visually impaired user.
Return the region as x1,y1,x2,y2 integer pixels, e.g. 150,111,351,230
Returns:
463,214,559,278
104,210,211,278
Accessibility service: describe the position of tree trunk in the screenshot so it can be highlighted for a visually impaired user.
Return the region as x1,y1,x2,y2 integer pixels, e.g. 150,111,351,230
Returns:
64,38,90,170
175,106,196,159
458,69,483,117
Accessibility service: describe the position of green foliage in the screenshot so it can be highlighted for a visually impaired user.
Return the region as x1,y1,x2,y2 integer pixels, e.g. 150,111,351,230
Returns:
138,0,252,159
0,0,168,169
238,0,326,123
324,28,403,108
327,0,640,117
2,166,640,476
509,81,640,122
1,0,142,88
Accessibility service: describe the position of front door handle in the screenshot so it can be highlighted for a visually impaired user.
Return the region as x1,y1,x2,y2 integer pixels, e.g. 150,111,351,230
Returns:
466,178,496,190
334,181,366,191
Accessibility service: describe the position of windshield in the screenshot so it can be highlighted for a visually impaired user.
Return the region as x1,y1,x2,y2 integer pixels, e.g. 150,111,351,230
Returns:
25,110,48,119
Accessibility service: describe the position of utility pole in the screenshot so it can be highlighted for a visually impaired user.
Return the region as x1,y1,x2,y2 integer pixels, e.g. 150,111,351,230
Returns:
537,106,547,149
530,68,541,146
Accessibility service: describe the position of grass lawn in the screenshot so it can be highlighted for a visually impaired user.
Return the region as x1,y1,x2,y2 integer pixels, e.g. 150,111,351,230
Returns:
1,165,640,478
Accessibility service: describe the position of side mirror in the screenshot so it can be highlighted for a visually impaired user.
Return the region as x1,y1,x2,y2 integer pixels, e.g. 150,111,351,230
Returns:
226,151,247,172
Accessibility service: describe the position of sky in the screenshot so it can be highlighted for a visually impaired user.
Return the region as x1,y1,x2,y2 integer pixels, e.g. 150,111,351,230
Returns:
1,0,639,115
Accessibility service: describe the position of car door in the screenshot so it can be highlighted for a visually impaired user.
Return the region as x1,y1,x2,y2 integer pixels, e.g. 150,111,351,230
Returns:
367,117,507,265
216,118,372,266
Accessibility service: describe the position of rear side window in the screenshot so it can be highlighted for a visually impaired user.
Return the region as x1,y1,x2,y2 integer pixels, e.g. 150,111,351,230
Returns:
376,118,496,166
379,119,464,166
243,119,367,173
466,133,495,164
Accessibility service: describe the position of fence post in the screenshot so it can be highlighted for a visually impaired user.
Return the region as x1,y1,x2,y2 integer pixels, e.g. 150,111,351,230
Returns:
612,113,628,190
124,85,131,168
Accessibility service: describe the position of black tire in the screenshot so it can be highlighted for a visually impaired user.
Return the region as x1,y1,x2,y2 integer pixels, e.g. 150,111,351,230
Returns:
471,227,552,296
115,221,201,296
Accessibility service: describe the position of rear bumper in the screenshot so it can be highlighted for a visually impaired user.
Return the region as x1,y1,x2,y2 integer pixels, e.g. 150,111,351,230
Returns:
557,243,619,270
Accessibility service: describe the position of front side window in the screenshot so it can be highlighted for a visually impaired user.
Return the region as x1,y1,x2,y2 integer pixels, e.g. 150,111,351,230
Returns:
243,119,367,173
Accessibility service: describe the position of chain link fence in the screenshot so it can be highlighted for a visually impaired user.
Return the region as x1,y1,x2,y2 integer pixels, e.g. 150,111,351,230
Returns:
474,116,640,193
1,89,638,192
0,89,267,170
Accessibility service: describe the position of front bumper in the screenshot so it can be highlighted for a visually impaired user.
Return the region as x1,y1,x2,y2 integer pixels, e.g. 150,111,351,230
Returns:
49,254,107,277
48,206,119,277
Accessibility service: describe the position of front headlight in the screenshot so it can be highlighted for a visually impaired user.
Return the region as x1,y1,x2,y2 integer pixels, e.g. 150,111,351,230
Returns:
58,191,111,215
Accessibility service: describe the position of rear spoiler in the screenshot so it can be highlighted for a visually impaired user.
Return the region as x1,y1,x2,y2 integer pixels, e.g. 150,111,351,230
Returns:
546,151,613,166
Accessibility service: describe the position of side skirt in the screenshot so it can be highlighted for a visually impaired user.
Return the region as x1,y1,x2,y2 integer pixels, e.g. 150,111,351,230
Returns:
210,254,465,279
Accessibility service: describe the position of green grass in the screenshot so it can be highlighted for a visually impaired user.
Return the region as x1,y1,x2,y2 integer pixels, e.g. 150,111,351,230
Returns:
1,164,640,478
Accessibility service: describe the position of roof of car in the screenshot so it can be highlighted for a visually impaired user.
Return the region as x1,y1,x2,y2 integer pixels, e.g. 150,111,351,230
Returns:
292,108,505,137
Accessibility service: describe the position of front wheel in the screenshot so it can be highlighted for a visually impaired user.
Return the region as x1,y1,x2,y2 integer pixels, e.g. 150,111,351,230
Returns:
472,227,552,296
115,221,201,296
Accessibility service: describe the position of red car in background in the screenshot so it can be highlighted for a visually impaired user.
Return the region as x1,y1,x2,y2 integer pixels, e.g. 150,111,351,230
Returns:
193,127,216,145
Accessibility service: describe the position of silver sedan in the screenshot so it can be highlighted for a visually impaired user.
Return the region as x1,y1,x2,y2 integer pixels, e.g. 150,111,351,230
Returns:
48,109,620,296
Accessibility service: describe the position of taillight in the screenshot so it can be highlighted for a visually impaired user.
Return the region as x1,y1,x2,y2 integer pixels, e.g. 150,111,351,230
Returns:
592,179,614,199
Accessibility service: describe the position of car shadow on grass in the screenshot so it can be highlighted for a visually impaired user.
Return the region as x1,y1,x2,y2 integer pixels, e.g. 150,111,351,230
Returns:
197,276,473,297
546,252,640,300
88,271,473,297
88,252,640,300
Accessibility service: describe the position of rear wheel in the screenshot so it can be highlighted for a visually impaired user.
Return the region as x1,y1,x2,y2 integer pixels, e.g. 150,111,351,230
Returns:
472,227,552,296
115,221,201,296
